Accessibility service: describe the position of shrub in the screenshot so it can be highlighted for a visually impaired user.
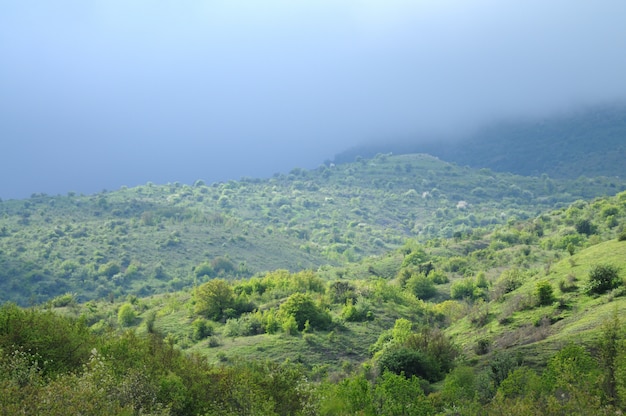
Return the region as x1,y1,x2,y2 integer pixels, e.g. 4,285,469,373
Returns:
194,279,234,321
341,297,373,322
585,264,622,295
117,303,135,327
535,281,555,306
475,338,491,355
406,273,437,300
575,219,597,236
618,230,626,242
192,318,213,340
279,293,331,330
377,346,440,382
430,270,449,284
50,293,76,308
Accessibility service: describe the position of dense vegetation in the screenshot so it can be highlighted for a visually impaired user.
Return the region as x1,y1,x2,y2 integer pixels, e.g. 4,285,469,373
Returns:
3,131,626,414
1,153,624,306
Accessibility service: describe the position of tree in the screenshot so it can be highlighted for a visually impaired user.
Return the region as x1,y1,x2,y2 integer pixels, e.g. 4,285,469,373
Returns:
117,303,136,327
194,279,234,321
586,264,621,295
575,219,596,236
377,346,440,382
279,293,331,330
406,273,437,300
535,281,555,306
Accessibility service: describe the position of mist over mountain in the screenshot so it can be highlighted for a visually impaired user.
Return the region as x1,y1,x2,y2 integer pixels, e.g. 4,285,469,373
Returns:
335,102,626,179
2,1,626,200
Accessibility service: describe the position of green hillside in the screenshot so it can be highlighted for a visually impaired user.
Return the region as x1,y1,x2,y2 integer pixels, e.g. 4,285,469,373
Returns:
3,151,626,414
2,153,624,305
3,191,626,414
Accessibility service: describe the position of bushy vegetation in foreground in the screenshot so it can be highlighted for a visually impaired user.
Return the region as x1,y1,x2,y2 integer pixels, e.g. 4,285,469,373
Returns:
3,302,626,415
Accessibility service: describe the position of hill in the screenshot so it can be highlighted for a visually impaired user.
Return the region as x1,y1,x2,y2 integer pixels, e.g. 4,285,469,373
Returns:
2,153,625,305
3,191,626,414
335,102,626,179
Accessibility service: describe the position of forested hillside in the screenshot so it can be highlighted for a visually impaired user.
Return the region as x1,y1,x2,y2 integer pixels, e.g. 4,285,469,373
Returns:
335,103,626,179
2,189,626,415
1,153,624,305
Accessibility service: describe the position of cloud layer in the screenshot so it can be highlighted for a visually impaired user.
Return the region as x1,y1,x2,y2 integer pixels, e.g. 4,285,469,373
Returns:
2,0,626,198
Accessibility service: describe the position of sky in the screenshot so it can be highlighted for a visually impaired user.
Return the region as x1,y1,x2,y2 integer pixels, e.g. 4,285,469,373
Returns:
2,0,626,200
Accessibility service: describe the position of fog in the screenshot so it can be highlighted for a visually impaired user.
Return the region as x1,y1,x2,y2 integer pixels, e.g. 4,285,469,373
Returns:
2,0,626,199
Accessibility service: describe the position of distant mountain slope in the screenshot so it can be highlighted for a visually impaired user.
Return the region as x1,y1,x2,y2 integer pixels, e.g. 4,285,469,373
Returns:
335,102,626,179
1,153,625,305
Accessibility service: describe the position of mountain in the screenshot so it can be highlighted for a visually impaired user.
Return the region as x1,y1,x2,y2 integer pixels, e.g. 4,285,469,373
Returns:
2,153,624,305
335,102,626,179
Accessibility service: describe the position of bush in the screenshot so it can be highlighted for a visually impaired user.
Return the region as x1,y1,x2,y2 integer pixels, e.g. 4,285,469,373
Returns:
377,346,440,382
535,281,555,306
406,273,437,300
618,230,626,242
341,297,373,322
575,219,597,236
117,303,135,327
585,264,622,295
450,278,475,300
50,293,76,308
192,318,213,340
279,293,331,330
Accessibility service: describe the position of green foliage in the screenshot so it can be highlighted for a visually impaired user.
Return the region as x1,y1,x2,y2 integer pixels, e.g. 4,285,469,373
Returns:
492,268,525,300
117,303,135,327
50,292,76,308
377,346,440,382
279,293,331,330
535,280,555,306
194,261,214,278
441,365,477,405
0,304,94,375
98,261,121,278
586,264,622,295
341,297,372,322
191,318,213,340
406,273,437,300
575,218,597,236
401,247,428,268
194,278,235,321
450,276,486,301
281,314,298,335
373,371,434,416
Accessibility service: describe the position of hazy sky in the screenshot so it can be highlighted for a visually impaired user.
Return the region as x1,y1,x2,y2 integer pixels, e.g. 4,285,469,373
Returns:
2,0,626,199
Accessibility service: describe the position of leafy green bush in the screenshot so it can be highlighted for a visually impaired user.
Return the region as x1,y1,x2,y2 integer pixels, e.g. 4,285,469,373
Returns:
585,264,622,295
575,219,597,236
341,297,373,322
279,293,331,330
117,303,135,327
450,278,476,300
406,273,437,300
535,281,555,306
377,346,440,382
191,318,213,340
194,279,234,321
50,292,76,308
